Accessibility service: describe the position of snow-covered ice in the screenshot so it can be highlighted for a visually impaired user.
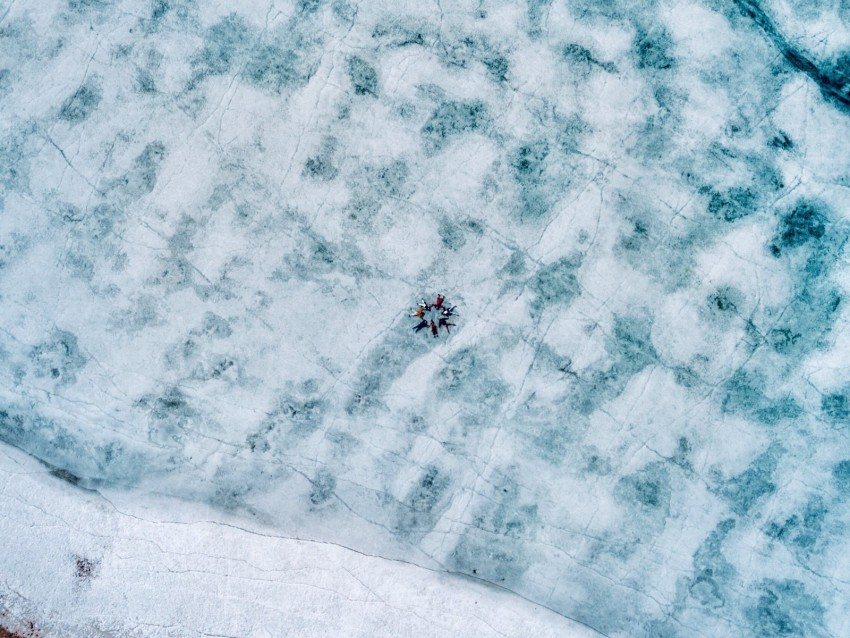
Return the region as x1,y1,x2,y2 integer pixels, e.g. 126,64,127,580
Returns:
1,0,850,636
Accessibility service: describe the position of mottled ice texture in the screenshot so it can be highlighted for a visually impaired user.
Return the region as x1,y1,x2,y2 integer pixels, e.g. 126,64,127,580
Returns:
1,0,850,636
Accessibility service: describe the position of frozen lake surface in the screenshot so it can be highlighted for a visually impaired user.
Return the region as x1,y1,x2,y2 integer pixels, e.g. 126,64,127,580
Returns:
2,0,850,636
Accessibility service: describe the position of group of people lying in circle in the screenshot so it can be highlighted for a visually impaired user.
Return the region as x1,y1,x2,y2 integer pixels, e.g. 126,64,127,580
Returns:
411,294,457,337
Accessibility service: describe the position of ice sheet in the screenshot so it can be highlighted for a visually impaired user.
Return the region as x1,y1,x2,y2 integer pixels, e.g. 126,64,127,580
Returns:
1,0,849,636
